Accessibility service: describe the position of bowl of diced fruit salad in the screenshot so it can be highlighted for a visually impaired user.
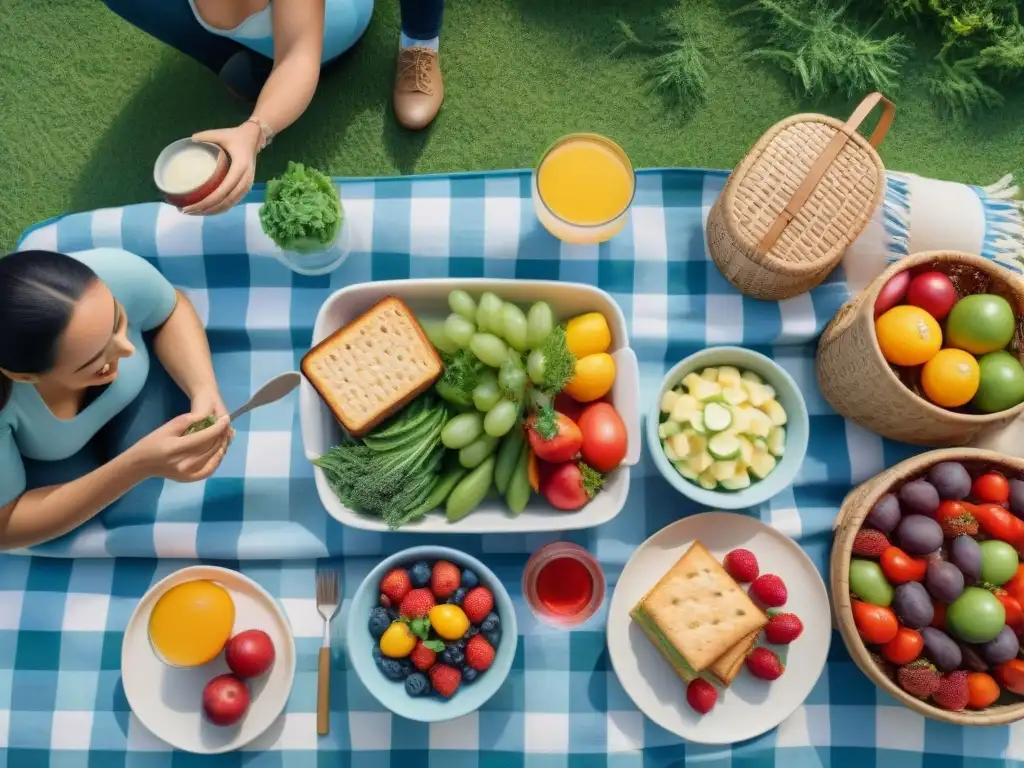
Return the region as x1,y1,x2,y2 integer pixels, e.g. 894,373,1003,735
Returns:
647,346,809,509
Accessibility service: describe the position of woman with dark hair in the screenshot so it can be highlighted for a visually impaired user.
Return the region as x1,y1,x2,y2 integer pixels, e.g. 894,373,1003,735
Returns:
0,248,231,550
102,0,446,216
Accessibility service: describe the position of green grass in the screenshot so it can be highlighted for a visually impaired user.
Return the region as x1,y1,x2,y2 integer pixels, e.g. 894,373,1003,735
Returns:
2,0,1023,249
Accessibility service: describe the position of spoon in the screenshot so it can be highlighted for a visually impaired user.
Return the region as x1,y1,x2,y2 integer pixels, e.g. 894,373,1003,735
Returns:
230,371,302,422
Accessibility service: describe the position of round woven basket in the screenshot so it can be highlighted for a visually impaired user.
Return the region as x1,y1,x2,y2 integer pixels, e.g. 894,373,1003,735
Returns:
817,251,1024,446
706,93,892,300
832,447,1024,725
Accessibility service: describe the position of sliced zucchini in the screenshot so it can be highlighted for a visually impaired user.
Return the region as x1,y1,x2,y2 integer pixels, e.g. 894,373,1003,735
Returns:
720,468,752,491
700,367,719,382
668,432,692,460
711,460,738,482
688,449,713,474
689,378,724,402
738,436,754,465
675,462,699,481
659,421,682,440
670,394,700,423
722,386,748,406
763,399,788,427
718,366,742,388
703,402,732,433
697,469,719,490
767,426,786,457
689,409,707,435
749,449,777,480
708,432,742,460
741,370,763,384
660,389,681,413
747,409,773,439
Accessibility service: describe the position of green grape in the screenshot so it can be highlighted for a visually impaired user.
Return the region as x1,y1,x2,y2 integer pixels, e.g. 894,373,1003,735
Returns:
441,412,484,449
444,313,476,349
502,303,529,352
527,348,547,385
469,333,509,368
448,290,477,322
477,292,505,334
472,373,502,412
499,363,527,402
421,320,459,355
526,302,555,349
484,400,519,437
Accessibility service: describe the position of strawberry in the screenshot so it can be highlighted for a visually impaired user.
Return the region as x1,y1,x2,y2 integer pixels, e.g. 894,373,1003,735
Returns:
750,574,787,607
746,647,785,680
897,659,941,699
764,612,804,644
686,679,717,714
430,561,461,600
462,587,495,624
380,569,412,604
428,663,462,698
723,549,759,582
935,501,979,538
399,588,436,619
933,670,970,711
852,529,890,558
465,634,496,671
410,640,438,672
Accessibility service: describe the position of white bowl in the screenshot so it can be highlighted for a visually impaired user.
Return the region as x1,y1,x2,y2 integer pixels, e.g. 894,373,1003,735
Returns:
300,278,642,533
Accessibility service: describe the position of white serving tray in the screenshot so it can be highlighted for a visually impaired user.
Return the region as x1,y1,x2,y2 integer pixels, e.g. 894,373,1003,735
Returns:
300,279,641,533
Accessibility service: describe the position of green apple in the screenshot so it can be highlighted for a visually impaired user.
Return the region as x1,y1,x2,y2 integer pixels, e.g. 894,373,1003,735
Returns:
973,350,1024,413
946,294,1015,355
946,587,1006,643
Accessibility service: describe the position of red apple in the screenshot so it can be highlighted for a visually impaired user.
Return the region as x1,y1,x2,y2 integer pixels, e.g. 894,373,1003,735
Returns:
873,270,910,319
225,629,276,679
202,674,250,726
906,271,958,320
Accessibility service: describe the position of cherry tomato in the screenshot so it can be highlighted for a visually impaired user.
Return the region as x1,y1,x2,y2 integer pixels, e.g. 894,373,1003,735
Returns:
993,588,1024,633
973,472,1011,505
967,672,1001,709
539,461,603,511
970,502,1024,545
576,402,628,472
852,601,899,645
881,627,923,665
1004,563,1024,607
526,410,583,463
996,659,1024,695
553,392,585,423
906,271,958,321
931,599,947,629
880,546,928,584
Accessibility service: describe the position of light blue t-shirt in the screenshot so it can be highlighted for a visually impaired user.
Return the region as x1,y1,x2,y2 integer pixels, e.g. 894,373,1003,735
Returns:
187,0,374,62
0,248,178,507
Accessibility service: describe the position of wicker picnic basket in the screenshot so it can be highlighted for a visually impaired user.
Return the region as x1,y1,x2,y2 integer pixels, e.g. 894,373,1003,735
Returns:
832,448,1024,726
817,251,1024,447
706,93,893,300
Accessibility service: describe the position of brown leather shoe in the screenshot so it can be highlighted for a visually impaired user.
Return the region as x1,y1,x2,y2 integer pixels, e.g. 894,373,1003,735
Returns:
393,46,444,131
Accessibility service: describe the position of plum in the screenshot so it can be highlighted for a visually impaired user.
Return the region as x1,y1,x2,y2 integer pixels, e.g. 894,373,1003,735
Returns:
950,535,982,582
1010,478,1024,520
981,626,1019,665
921,627,963,672
892,582,934,629
899,480,940,516
927,462,972,501
897,515,944,555
925,560,965,603
958,642,989,672
866,493,901,534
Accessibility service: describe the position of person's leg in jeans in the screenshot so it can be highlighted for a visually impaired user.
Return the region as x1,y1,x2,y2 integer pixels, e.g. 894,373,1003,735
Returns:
393,0,446,130
102,0,272,102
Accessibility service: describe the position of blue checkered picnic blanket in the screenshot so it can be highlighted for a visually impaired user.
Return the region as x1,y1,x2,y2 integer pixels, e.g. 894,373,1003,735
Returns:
2,168,1017,765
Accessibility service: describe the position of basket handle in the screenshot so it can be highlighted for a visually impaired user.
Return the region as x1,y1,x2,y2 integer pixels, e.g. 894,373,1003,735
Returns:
756,93,895,257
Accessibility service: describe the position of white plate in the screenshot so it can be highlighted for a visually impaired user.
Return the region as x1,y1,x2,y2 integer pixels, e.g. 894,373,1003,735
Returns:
300,278,642,533
121,566,297,754
606,512,831,745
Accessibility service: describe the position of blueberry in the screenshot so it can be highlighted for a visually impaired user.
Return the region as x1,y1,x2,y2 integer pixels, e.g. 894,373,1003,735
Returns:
462,627,479,641
368,607,391,638
461,666,479,683
386,608,399,621
442,645,465,666
484,629,501,648
399,658,414,678
448,587,468,606
372,646,384,666
480,612,501,633
461,569,479,590
381,659,405,681
405,672,430,697
409,562,432,588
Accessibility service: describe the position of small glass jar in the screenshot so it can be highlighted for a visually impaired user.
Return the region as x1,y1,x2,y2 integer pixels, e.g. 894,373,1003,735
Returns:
273,211,352,276
522,542,605,628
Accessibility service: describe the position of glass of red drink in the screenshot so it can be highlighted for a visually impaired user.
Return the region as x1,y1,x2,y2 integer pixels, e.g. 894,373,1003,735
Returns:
522,543,605,627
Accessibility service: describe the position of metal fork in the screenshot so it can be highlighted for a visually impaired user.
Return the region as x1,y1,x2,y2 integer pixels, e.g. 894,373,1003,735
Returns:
316,569,340,736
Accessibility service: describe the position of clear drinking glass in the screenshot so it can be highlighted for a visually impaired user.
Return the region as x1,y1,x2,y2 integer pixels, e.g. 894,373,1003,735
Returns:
273,204,353,276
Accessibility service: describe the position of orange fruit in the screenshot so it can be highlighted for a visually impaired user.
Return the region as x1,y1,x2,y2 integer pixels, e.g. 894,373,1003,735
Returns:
149,580,235,667
967,672,1000,709
875,305,942,367
921,348,981,407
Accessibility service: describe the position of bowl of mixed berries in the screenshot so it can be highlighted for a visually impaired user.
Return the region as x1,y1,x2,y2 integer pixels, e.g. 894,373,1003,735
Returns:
346,545,518,722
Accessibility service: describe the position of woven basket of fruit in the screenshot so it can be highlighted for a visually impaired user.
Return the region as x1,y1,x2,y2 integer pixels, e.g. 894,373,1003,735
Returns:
817,251,1024,447
832,448,1024,725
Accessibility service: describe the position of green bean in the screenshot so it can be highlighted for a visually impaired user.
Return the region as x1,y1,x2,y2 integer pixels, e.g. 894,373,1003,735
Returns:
505,442,532,515
446,456,496,522
459,435,499,469
441,412,484,449
494,426,525,495
404,465,468,521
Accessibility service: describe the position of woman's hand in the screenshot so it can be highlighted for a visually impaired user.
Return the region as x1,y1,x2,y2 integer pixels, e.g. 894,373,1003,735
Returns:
190,386,236,444
182,122,263,216
129,413,233,482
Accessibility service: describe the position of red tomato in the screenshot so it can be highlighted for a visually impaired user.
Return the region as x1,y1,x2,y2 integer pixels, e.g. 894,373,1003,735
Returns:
873,270,910,319
576,402,628,472
1004,564,1024,607
540,462,603,511
906,271,958,320
526,411,583,463
553,393,585,423
993,588,1024,633
931,599,947,630
970,502,1024,544
972,472,1011,505
879,546,928,584
851,601,899,645
996,659,1024,695
881,626,923,665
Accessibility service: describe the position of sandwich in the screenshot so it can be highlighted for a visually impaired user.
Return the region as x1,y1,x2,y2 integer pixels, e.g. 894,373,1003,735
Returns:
630,541,767,683
301,296,442,436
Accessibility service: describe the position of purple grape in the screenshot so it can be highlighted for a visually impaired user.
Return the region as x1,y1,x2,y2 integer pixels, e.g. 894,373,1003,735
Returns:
925,560,965,603
897,515,944,555
981,625,1019,665
958,642,989,672
1010,479,1024,520
921,627,962,672
892,582,934,629
866,493,901,534
927,462,972,501
899,480,940,516
950,535,982,582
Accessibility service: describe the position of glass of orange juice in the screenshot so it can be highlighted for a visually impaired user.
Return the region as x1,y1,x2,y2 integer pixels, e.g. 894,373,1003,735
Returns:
532,133,636,244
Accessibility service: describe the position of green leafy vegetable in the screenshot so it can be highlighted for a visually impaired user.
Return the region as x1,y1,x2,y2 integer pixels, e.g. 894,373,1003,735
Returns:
436,349,485,406
183,414,216,435
259,162,343,253
538,326,576,395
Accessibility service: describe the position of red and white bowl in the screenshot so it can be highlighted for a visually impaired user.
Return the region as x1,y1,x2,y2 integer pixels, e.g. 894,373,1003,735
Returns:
154,139,229,208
